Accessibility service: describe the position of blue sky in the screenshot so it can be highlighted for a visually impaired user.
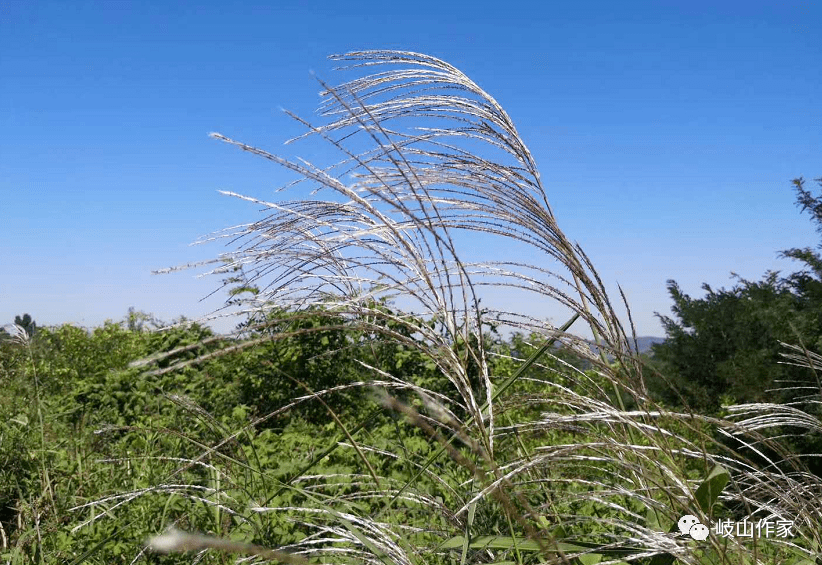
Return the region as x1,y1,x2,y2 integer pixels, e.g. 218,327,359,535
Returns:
2,0,820,338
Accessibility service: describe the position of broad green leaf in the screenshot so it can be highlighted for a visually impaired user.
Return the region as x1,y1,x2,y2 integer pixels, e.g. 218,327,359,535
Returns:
694,464,730,515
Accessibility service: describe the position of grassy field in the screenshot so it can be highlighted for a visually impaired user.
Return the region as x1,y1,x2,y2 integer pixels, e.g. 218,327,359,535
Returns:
2,51,820,564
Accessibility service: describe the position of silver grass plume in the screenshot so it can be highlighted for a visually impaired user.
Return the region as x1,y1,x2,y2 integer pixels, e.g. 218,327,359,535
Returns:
139,51,822,563
181,51,640,451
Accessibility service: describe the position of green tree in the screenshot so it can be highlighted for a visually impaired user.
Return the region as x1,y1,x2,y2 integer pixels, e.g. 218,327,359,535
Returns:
650,177,822,412
779,177,822,309
12,313,37,338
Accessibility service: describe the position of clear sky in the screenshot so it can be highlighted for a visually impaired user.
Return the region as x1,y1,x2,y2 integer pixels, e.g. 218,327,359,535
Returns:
2,0,820,338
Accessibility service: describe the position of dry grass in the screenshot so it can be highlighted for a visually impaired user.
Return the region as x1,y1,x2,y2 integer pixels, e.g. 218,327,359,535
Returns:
136,51,822,564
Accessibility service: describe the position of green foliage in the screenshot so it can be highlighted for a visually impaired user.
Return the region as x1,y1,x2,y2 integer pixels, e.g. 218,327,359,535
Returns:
232,304,440,425
646,177,822,485
650,177,822,414
0,311,247,563
649,273,812,410
0,305,814,564
232,307,368,423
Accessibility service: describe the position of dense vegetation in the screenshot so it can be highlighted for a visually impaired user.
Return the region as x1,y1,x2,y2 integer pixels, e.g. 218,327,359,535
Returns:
2,292,820,564
2,48,819,565
0,308,602,563
649,178,822,414
646,177,822,476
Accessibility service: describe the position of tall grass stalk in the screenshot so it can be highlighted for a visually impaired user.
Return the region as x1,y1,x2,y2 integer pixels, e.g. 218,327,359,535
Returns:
2,324,56,565
118,51,822,564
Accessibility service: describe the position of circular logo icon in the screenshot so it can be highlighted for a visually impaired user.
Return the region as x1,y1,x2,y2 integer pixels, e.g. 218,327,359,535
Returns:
689,523,709,541
678,515,700,535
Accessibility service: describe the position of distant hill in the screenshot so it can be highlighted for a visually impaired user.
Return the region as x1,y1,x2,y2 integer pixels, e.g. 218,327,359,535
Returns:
579,336,666,362
632,336,666,355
